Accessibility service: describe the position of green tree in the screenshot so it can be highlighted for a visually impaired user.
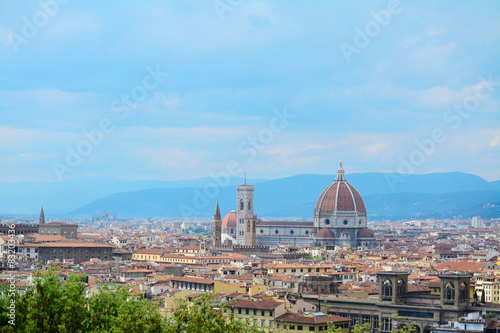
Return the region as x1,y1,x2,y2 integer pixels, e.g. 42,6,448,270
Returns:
165,293,264,333
351,322,372,333
325,322,343,333
0,272,270,333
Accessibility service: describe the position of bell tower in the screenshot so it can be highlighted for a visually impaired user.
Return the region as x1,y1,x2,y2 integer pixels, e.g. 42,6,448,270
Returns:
236,179,254,244
213,201,222,248
39,206,45,224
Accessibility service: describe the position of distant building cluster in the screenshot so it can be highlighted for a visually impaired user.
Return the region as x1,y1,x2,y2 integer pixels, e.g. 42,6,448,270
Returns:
93,210,117,222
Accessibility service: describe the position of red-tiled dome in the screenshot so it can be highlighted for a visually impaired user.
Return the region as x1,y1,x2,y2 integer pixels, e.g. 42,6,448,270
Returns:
221,211,237,228
315,162,366,213
316,228,335,238
340,228,351,234
357,228,375,238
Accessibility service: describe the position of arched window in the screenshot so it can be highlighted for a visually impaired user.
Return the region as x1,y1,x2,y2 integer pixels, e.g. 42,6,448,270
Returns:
70,232,74,239
444,282,455,300
240,200,244,210
325,219,330,225
460,282,468,300
397,279,405,296
383,279,392,297
64,232,67,238
248,202,251,210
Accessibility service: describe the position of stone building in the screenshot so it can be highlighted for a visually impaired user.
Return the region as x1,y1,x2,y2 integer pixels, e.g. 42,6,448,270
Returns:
303,271,478,333
38,222,78,239
37,242,113,264
213,162,376,249
298,275,339,294
0,223,38,235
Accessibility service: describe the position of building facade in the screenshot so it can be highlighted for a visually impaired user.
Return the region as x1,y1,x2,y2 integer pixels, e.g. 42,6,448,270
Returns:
214,162,376,249
303,271,475,333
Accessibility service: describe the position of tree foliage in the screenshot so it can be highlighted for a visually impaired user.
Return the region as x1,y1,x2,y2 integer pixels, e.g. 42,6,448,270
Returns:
0,270,263,333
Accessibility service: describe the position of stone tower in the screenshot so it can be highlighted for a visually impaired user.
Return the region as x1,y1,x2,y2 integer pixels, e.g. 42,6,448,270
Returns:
39,207,45,224
378,271,409,304
213,201,222,248
236,180,254,244
439,273,472,309
245,214,257,246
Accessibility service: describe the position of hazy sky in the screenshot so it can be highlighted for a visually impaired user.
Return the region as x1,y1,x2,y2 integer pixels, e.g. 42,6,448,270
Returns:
1,0,499,182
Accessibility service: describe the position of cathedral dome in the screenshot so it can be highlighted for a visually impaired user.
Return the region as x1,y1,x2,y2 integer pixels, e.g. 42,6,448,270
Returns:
315,162,366,214
357,228,375,238
316,228,335,238
221,211,237,228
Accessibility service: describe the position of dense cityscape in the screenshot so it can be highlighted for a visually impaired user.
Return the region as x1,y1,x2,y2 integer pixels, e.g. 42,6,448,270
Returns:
1,166,499,332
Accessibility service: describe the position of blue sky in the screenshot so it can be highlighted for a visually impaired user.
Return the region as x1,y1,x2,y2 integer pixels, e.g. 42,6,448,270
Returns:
0,0,499,182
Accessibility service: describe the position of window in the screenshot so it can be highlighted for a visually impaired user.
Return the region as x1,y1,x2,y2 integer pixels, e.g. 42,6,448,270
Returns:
305,230,309,235
261,310,265,316
260,229,263,233
460,282,468,300
253,309,257,315
261,319,265,327
240,200,244,210
325,219,330,225
248,202,251,210
269,321,273,329
397,279,405,296
444,282,455,300
245,309,249,315
298,325,303,331
343,220,348,225
382,318,392,331
275,230,279,234
238,308,241,314
383,279,393,297
309,326,315,332
290,230,294,234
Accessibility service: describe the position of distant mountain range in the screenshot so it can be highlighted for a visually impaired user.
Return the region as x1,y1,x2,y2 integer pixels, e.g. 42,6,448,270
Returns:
1,172,498,220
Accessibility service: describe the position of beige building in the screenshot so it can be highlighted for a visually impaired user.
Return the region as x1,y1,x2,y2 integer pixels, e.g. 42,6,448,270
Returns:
476,275,500,303
225,299,286,332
